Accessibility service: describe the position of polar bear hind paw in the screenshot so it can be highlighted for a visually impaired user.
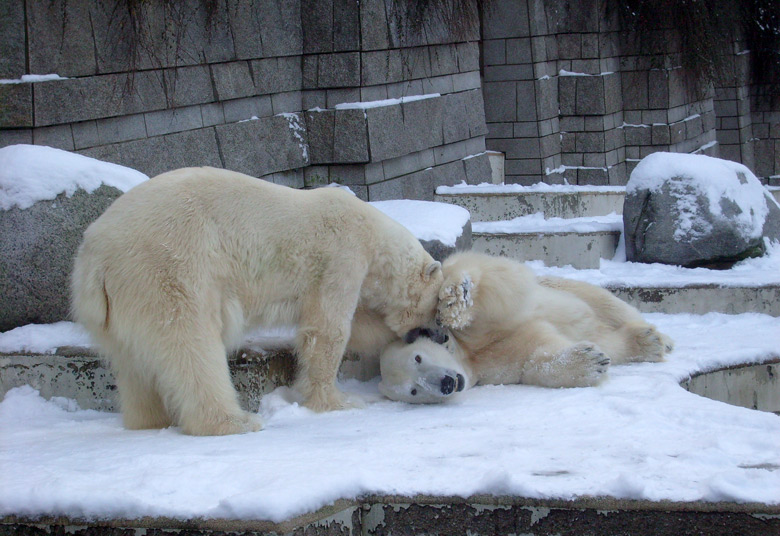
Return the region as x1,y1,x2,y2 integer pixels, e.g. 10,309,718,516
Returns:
302,385,364,413
183,411,262,436
437,274,474,330
632,325,672,362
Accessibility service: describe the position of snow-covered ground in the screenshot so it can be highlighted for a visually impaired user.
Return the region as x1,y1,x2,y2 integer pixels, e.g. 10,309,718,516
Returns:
1,145,779,523
2,312,779,523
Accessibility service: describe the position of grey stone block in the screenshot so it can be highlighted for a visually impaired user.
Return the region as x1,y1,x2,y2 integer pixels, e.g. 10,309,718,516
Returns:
326,88,361,108
456,43,480,72
264,169,305,189
79,128,222,178
216,114,308,178
482,81,516,123
558,76,576,116
318,52,361,88
484,64,535,82
303,55,319,89
201,103,226,128
0,185,122,331
32,125,74,151
423,74,455,95
334,0,360,51
333,109,369,162
482,40,506,66
96,114,148,145
162,66,215,109
360,0,390,50
452,71,481,92
582,34,600,58
0,128,32,148
304,165,329,188
222,95,273,123
515,80,538,121
432,159,468,188
251,56,303,95
26,0,97,76
271,91,303,115
386,79,424,99
302,0,334,53
558,34,582,60
463,152,493,184
229,0,302,58
0,84,32,128
536,77,559,121
0,1,24,78
368,168,435,201
302,90,327,110
72,121,99,150
211,61,255,101
648,70,670,109
362,50,403,86
365,97,443,162
382,149,434,181
482,0,529,39
506,38,533,65
577,131,605,152
305,109,335,163
145,106,203,138
441,92,471,145
327,165,367,185
34,72,167,126
622,71,648,110
576,76,606,115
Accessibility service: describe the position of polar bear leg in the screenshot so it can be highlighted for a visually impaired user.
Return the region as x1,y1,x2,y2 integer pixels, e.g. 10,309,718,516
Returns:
294,280,364,412
517,321,611,388
149,333,261,436
111,352,171,430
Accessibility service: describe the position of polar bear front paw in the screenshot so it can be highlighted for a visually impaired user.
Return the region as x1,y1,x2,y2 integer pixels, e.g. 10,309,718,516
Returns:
302,385,364,413
437,273,474,330
559,342,611,387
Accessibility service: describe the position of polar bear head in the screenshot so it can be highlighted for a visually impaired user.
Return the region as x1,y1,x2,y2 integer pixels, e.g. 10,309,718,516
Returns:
378,328,470,404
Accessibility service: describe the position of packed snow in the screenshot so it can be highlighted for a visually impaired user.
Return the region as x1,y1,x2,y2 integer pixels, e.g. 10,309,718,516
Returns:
0,74,68,84
473,213,622,234
372,200,469,246
0,145,148,210
333,93,440,110
1,312,779,523
437,181,625,195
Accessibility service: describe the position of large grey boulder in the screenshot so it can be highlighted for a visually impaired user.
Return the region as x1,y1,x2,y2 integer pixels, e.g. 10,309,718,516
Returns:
0,145,147,331
624,152,780,268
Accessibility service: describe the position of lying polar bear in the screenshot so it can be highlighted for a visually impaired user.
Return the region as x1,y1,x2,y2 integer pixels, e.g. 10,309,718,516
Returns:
379,251,673,403
72,167,443,435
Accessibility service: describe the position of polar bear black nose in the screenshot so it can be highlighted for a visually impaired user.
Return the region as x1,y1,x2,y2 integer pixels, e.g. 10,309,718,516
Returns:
441,375,456,395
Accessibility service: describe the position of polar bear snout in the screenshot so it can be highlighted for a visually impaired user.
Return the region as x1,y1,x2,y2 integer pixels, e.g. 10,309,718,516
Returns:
441,373,466,395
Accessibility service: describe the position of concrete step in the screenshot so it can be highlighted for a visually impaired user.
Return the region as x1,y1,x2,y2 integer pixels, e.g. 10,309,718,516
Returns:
435,185,626,221
470,213,623,269
436,185,780,223
608,284,780,316
473,229,620,270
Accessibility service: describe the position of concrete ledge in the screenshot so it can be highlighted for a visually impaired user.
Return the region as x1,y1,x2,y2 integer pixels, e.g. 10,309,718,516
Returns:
682,359,780,413
3,496,778,536
608,284,780,316
435,189,625,221
473,230,621,269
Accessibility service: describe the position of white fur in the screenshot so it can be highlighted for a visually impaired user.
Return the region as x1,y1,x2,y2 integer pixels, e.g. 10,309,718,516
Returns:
436,252,673,390
71,167,442,435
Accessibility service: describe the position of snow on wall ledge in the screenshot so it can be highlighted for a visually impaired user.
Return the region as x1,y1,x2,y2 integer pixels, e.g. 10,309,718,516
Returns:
0,145,149,211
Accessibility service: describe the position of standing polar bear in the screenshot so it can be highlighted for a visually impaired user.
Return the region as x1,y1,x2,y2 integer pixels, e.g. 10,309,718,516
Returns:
72,167,443,435
379,251,673,403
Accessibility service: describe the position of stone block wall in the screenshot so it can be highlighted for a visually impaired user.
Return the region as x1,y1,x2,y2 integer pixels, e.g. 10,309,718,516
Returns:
480,0,776,185
0,0,491,200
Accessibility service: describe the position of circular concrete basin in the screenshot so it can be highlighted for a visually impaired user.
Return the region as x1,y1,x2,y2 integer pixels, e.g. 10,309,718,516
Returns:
681,359,779,414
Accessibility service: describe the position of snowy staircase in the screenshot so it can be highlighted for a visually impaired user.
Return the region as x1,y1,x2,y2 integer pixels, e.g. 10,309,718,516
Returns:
435,185,780,316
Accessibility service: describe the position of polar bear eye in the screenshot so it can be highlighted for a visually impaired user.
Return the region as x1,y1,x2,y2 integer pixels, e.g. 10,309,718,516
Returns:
411,389,418,396
415,355,422,364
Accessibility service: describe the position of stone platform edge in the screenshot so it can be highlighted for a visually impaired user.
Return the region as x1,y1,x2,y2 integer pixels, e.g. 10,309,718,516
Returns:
2,495,779,536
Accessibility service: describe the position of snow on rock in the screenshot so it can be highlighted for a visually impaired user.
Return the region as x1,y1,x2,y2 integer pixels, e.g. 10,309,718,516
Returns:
624,152,780,268
371,200,470,247
0,145,148,211
436,181,625,195
1,313,779,523
0,322,92,354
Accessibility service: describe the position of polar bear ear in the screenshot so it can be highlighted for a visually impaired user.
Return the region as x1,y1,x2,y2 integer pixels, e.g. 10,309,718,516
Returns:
425,260,442,278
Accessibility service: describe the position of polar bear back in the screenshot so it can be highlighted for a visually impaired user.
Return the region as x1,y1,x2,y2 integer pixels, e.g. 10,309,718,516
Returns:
72,167,431,350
